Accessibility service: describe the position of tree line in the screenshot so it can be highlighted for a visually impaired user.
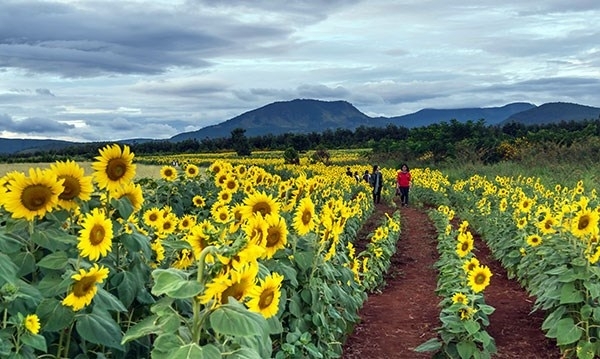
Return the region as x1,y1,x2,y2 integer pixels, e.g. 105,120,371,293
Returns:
4,118,600,165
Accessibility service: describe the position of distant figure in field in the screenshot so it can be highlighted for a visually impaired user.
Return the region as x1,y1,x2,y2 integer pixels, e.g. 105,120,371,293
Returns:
362,170,371,183
354,171,360,182
396,163,412,206
346,167,353,177
369,165,383,204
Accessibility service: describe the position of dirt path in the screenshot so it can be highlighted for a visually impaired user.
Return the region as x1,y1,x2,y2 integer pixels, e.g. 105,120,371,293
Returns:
342,201,562,359
342,203,440,358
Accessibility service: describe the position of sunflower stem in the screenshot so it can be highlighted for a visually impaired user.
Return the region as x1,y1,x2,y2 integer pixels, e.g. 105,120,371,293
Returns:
63,323,74,358
191,245,217,344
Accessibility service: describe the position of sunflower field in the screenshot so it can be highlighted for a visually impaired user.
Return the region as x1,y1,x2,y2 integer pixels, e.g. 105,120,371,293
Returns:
408,168,600,359
0,144,402,358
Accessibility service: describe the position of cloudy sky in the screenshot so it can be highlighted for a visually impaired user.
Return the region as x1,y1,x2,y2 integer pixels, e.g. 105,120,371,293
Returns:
1,0,599,142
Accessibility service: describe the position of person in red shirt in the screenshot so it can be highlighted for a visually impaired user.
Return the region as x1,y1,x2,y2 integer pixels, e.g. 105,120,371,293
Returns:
396,164,412,206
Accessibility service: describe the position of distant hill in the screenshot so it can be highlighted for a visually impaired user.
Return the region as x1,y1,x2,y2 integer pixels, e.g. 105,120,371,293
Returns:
2,99,600,155
502,102,600,125
387,102,536,128
170,99,373,142
171,99,537,141
0,138,76,155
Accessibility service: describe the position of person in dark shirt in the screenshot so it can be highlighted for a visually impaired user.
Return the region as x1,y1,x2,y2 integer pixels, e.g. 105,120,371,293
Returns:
369,165,383,204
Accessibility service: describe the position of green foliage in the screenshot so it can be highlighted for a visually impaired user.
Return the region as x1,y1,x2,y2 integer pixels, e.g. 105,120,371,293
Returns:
309,145,331,165
283,147,300,165
231,128,252,157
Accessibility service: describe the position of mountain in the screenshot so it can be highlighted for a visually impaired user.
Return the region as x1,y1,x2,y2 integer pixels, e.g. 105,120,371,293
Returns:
502,102,600,125
0,138,77,155
387,102,536,128
171,99,536,141
170,99,373,141
2,99,600,155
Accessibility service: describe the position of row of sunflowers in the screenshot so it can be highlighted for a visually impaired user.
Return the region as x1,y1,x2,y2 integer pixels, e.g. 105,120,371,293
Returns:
0,144,401,358
408,167,600,359
415,206,495,358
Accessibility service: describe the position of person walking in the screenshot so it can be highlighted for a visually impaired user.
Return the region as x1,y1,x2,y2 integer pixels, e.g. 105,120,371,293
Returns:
396,163,412,206
370,165,383,204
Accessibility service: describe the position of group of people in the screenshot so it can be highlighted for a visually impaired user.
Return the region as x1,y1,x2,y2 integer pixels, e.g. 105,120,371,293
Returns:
347,164,412,206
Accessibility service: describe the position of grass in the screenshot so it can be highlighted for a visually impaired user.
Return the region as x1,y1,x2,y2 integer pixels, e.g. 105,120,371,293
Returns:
0,162,163,180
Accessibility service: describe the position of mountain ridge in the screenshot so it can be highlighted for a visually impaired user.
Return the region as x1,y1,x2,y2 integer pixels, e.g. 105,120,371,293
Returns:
2,99,600,154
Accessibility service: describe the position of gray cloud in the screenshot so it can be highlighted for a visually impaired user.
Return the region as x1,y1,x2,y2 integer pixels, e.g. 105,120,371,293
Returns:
0,1,293,77
1,0,599,142
0,115,74,134
35,88,54,96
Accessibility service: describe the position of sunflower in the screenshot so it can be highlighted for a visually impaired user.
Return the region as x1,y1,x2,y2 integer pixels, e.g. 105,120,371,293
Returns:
185,164,200,178
24,314,41,335
220,263,259,304
229,203,245,233
214,173,228,187
526,233,543,247
172,249,195,269
499,198,508,212
92,144,136,191
292,197,316,235
198,272,231,306
222,175,239,192
456,236,473,258
517,196,534,213
158,213,178,237
243,214,268,246
160,165,178,181
62,264,109,311
49,160,94,210
77,208,113,261
262,214,288,259
178,214,196,231
111,182,144,212
150,239,165,266
192,195,206,208
515,216,528,229
536,214,558,235
468,265,492,293
213,205,231,224
451,292,469,305
571,209,599,239
462,257,480,273
3,168,64,221
246,272,284,319
241,191,280,220
143,207,163,229
217,189,233,203
186,225,212,259
459,307,477,320
220,243,264,271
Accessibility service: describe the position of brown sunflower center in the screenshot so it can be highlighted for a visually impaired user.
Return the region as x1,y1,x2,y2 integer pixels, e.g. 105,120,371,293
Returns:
90,224,106,245
461,242,469,251
579,215,590,230
302,211,312,225
253,202,271,216
266,229,281,247
22,184,52,211
107,159,127,181
474,273,486,285
73,276,97,297
259,289,274,308
59,176,81,200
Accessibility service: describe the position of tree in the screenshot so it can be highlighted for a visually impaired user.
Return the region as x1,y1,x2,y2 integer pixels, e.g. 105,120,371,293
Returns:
231,128,251,156
283,146,300,165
